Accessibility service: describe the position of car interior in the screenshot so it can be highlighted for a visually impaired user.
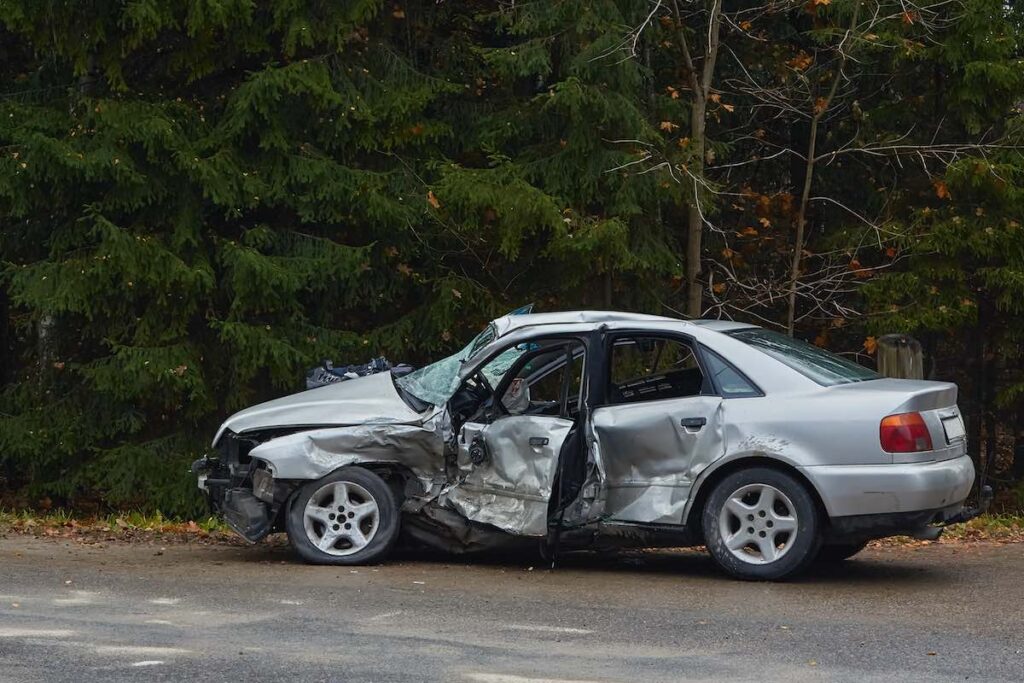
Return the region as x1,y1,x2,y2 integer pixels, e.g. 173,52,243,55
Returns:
607,336,709,404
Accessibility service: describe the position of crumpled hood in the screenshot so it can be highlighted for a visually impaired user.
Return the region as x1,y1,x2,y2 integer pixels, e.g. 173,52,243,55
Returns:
212,371,427,447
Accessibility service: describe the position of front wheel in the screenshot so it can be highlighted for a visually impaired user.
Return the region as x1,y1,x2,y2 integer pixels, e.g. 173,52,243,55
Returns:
702,467,821,581
286,467,400,565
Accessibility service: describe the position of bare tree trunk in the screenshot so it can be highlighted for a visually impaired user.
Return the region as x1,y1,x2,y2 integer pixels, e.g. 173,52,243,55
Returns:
672,0,722,318
785,1,860,335
686,99,707,317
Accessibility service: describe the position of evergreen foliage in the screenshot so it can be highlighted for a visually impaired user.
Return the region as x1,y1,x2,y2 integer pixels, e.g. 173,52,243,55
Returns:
0,0,1021,514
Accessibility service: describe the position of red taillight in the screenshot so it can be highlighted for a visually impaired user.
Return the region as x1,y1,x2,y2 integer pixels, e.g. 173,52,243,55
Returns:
880,412,934,453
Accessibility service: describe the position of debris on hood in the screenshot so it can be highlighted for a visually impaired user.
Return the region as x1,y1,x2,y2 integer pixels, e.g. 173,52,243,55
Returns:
305,357,414,390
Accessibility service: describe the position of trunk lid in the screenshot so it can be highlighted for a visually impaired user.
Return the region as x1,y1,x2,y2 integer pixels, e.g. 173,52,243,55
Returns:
830,379,965,461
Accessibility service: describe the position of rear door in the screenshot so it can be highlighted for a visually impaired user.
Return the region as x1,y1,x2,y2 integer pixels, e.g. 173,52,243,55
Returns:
591,333,725,524
446,339,586,536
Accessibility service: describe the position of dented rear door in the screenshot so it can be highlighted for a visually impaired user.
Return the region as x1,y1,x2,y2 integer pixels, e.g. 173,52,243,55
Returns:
592,396,725,524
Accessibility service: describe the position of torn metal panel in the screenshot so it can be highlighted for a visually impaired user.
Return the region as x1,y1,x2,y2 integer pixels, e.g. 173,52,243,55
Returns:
248,413,447,492
446,415,573,536
400,503,532,554
591,396,724,524
213,372,425,446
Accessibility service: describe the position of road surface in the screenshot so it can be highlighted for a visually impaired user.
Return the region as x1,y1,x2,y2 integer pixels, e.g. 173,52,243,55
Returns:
1,535,1021,682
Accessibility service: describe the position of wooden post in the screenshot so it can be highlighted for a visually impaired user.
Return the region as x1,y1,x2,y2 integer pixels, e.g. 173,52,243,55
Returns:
876,334,924,380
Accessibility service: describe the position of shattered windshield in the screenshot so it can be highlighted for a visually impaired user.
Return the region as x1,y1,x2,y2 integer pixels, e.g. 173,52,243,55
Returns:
395,327,493,406
395,305,533,406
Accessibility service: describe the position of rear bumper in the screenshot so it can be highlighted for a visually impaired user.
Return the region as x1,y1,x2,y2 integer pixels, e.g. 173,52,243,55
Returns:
826,504,963,543
801,454,975,518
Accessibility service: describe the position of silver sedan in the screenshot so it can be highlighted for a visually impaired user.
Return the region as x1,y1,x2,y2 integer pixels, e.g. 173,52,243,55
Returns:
194,310,981,580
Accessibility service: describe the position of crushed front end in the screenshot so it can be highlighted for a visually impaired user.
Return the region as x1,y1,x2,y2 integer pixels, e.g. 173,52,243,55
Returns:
192,431,298,543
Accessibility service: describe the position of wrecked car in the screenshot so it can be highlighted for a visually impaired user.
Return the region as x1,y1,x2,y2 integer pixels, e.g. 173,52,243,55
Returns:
193,310,985,580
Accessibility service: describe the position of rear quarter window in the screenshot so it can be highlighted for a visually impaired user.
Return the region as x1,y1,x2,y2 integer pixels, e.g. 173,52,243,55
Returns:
729,329,879,386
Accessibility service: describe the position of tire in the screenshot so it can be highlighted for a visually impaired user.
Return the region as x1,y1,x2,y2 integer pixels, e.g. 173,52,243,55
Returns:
702,467,821,581
286,466,400,565
816,541,868,563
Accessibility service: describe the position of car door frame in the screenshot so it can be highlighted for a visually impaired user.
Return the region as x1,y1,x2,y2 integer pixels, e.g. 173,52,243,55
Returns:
443,331,598,536
588,326,728,525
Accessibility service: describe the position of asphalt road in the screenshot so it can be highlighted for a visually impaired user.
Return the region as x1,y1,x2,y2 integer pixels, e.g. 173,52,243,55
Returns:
0,535,1021,682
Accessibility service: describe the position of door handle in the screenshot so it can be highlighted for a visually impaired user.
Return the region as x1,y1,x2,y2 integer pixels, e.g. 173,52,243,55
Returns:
680,417,707,429
528,437,550,447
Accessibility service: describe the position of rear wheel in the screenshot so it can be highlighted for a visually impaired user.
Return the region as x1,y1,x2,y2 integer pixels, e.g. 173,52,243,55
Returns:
816,541,869,563
702,467,821,581
286,467,400,565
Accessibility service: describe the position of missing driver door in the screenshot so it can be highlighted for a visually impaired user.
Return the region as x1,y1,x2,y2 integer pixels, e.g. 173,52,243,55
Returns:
446,340,585,536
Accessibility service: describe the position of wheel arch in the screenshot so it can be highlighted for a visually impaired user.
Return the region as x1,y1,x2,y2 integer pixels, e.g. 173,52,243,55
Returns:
683,455,830,539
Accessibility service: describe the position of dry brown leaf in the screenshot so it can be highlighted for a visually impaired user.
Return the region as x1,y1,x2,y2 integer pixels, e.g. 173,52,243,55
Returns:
427,190,441,209
787,52,813,71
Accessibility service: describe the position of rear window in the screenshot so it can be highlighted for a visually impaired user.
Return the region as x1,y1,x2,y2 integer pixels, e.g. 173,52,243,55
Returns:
729,329,879,386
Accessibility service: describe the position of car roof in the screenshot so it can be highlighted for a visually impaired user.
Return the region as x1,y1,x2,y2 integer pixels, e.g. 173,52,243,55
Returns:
491,310,758,338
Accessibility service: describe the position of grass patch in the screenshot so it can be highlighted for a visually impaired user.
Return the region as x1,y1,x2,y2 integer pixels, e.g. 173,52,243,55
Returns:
938,513,1024,542
0,507,231,540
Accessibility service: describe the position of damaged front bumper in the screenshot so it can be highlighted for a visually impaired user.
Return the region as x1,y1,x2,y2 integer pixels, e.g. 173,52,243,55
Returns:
192,436,299,543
